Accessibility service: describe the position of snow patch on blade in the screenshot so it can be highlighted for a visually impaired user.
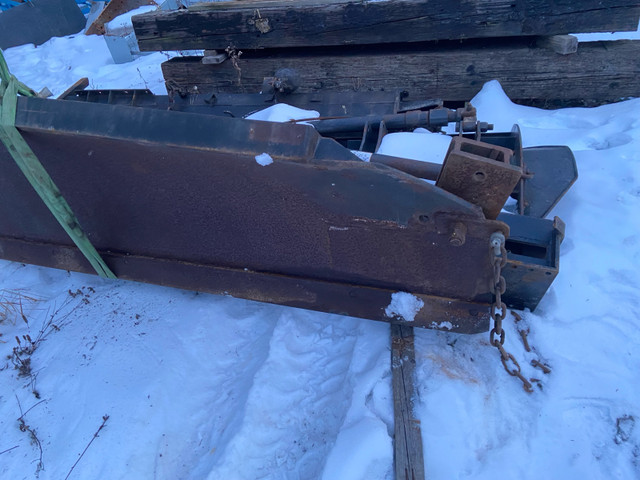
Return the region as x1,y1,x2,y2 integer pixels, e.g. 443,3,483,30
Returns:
384,292,424,322
431,321,453,330
255,152,273,166
350,150,372,162
246,104,319,123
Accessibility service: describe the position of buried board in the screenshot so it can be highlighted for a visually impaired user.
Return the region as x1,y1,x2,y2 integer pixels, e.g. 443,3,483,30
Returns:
391,324,426,480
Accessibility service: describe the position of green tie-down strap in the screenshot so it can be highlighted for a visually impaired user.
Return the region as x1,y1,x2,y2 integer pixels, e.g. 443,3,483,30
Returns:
0,51,116,279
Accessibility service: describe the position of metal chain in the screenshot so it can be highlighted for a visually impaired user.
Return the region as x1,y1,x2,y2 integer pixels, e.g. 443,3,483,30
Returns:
513,311,553,376
488,232,533,393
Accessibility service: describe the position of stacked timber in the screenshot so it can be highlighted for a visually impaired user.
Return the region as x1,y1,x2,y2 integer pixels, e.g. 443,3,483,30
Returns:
132,0,640,106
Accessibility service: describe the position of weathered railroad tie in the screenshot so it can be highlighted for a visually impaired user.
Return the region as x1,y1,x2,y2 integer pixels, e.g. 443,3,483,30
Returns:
131,0,640,51
159,38,640,108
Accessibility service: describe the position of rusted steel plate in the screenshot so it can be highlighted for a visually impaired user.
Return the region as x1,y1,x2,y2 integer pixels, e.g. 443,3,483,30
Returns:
0,96,561,331
0,237,491,333
0,97,510,332
437,137,522,220
61,91,577,221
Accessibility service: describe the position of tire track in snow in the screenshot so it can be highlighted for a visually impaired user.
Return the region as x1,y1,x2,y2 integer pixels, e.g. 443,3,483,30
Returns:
202,309,361,480
320,321,394,480
147,296,281,480
0,269,281,480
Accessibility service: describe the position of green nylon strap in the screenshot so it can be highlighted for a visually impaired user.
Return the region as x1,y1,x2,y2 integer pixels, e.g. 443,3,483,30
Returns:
0,51,36,98
0,51,116,279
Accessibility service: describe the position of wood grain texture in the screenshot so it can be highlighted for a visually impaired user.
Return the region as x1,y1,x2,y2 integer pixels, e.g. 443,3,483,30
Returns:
391,324,425,480
161,39,640,107
132,0,640,51
57,78,90,100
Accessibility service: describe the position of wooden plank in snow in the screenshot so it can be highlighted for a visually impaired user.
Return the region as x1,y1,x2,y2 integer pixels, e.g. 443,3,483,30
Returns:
132,0,640,51
391,324,425,480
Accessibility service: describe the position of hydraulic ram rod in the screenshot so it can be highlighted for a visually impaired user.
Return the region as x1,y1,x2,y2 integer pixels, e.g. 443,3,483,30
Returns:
310,108,492,134
370,153,442,181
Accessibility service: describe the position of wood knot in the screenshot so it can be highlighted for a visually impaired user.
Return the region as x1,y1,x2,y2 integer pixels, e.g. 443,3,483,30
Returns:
248,9,271,34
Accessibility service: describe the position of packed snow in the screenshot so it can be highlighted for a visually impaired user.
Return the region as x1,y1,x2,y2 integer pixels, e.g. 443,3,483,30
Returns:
1,26,640,480
376,130,451,164
2,35,180,96
384,292,425,323
349,150,372,162
104,5,158,35
255,152,274,166
430,321,453,331
246,104,319,123
575,19,640,42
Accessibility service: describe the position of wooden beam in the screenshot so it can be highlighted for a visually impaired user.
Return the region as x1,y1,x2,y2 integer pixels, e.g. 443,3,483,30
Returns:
160,39,640,107
86,0,157,36
132,0,640,51
57,78,90,100
85,1,106,33
536,35,578,55
202,50,228,65
391,324,425,480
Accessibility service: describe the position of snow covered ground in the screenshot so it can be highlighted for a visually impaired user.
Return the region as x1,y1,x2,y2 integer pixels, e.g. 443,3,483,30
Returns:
1,25,640,480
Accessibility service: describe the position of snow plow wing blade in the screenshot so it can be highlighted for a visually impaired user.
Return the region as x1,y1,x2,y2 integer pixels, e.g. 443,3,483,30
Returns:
0,97,564,333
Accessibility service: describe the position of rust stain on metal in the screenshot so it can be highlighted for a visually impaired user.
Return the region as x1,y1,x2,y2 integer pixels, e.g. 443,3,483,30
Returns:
437,137,521,219
0,96,565,333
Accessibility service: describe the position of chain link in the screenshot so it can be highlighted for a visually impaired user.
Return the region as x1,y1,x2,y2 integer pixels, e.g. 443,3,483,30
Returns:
488,232,533,393
512,310,552,377
489,233,508,347
531,359,552,374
